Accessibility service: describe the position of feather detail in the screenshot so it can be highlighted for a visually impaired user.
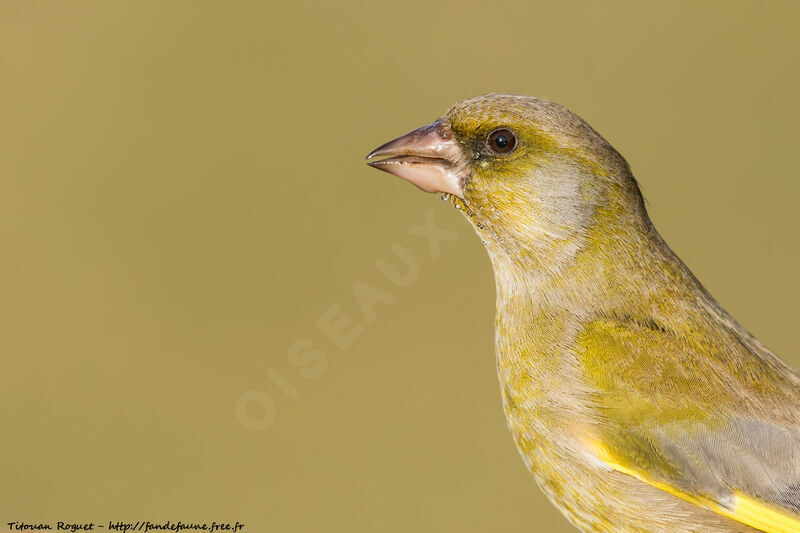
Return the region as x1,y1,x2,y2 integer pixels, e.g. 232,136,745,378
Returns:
588,439,800,533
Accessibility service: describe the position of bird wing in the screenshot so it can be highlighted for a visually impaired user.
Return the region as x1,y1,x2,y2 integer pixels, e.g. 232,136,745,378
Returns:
577,316,800,532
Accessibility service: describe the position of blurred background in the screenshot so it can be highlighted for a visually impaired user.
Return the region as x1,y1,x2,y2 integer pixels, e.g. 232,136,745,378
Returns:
1,1,798,531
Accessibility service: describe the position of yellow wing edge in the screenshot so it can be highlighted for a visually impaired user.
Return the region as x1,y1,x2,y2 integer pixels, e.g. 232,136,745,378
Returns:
586,439,800,533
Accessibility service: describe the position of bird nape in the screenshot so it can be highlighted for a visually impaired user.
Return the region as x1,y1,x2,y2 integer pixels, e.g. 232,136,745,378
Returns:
366,94,800,533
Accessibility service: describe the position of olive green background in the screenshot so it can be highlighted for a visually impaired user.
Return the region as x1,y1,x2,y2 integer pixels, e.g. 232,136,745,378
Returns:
1,1,798,531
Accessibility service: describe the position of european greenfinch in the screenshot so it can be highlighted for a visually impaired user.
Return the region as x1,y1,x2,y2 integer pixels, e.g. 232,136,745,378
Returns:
366,94,800,532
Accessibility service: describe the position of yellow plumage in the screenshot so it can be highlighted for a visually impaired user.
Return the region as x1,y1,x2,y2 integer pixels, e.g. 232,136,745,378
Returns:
591,440,800,532
367,93,800,532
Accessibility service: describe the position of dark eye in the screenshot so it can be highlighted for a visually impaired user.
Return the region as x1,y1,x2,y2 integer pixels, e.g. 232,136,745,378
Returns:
488,129,516,154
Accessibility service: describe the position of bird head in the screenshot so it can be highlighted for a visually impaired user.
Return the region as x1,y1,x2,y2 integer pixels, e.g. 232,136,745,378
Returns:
367,94,649,272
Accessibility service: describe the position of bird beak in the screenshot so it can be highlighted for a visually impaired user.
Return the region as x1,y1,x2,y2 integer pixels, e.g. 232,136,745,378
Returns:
365,119,468,198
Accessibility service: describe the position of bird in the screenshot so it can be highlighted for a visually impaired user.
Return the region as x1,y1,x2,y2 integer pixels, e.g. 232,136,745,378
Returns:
365,94,800,532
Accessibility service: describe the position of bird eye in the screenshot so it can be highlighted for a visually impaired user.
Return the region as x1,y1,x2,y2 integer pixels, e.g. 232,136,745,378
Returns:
488,129,516,154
